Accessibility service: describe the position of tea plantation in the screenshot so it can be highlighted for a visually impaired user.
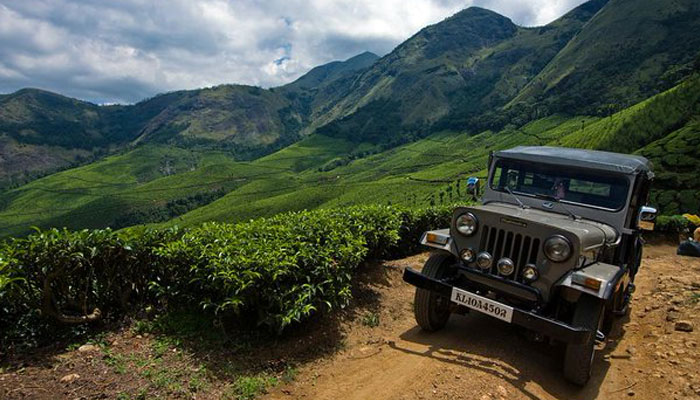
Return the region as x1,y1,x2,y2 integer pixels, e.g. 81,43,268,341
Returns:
0,205,452,350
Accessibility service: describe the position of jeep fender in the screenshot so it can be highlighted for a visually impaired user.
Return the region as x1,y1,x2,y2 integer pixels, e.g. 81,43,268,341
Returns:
556,262,625,301
420,229,459,256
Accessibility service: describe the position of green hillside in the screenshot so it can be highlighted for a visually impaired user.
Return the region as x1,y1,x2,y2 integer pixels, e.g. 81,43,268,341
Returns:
511,0,700,114
312,2,607,143
1,76,698,237
558,75,700,152
554,74,700,213
0,135,364,237
155,74,700,228
0,53,377,188
6,0,699,187
150,115,594,229
1,0,699,237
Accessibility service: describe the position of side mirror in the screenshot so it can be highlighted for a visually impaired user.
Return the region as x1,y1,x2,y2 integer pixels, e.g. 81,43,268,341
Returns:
638,206,657,231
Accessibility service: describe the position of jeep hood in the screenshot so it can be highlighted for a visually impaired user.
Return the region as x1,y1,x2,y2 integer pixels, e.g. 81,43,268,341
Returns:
473,202,619,250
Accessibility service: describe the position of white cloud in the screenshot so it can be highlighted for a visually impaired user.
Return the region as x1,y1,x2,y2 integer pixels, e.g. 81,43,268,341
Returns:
0,0,589,103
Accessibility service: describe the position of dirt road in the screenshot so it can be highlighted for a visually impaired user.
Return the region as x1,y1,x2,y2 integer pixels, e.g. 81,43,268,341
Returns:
265,245,700,400
2,244,698,399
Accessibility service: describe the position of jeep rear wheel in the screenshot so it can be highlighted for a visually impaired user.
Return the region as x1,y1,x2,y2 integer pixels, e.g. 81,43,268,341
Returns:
563,295,604,386
414,253,456,332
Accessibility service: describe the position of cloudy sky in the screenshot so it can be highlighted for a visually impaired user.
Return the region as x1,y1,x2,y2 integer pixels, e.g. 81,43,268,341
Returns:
0,0,588,104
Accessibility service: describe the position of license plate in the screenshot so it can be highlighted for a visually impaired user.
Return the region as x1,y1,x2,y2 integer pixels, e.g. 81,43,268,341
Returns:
451,287,514,323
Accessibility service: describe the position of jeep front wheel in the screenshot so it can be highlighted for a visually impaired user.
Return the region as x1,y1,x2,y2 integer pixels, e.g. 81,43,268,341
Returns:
563,295,604,385
414,253,456,332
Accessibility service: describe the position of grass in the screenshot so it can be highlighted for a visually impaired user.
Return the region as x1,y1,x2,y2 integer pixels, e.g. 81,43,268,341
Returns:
225,374,280,400
103,348,128,374
101,313,298,399
100,329,212,397
689,292,700,305
362,312,380,328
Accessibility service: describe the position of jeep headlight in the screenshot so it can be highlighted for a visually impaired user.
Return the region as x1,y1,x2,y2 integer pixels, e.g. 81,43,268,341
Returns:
455,212,478,236
544,235,572,262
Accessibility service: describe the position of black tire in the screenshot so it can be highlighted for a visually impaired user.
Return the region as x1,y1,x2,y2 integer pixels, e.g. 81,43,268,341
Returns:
414,253,456,332
564,295,604,386
602,282,630,334
602,284,621,334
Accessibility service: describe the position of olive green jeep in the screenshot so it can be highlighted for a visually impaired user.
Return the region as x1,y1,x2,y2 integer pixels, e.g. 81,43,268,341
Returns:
403,146,657,385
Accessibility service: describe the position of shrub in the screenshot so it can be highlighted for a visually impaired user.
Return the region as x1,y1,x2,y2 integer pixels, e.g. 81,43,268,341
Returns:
155,205,403,331
0,227,182,351
390,205,454,258
1,204,452,347
7,227,180,324
0,242,22,294
656,215,695,234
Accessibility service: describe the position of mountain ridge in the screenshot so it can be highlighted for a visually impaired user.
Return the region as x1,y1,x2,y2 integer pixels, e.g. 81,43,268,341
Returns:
1,0,699,237
0,51,380,187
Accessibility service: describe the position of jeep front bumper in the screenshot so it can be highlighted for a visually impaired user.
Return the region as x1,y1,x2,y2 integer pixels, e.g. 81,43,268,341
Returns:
403,267,592,344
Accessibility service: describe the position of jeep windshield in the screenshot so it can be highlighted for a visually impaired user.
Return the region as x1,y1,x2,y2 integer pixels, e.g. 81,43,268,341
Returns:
490,158,630,211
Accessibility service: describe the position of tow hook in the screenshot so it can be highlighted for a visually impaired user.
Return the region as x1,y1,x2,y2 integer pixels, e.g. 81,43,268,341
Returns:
595,330,605,342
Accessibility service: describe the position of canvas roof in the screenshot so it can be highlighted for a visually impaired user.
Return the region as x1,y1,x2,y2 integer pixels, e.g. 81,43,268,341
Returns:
495,146,653,177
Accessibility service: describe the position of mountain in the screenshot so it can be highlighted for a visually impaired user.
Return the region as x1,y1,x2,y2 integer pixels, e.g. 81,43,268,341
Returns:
282,51,379,91
1,0,699,237
0,52,378,188
511,0,700,114
314,0,700,144
2,73,697,238
310,1,609,143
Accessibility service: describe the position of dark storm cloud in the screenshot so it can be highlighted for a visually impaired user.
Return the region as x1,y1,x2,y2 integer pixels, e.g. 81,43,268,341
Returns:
0,0,589,104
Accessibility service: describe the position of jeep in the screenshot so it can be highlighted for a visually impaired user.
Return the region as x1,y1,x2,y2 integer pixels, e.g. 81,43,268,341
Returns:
403,146,656,385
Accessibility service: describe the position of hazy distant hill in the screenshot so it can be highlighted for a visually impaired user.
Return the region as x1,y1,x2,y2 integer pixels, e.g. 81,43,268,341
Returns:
0,53,378,187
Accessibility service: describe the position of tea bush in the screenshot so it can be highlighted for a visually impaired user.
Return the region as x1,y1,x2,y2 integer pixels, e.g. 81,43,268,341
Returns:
390,205,453,258
0,205,452,347
0,227,181,350
656,215,696,234
155,205,403,331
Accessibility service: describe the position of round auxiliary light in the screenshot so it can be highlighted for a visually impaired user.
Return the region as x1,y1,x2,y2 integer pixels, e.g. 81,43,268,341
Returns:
460,248,476,263
497,258,515,276
475,252,493,270
522,264,539,282
544,235,573,262
455,212,478,236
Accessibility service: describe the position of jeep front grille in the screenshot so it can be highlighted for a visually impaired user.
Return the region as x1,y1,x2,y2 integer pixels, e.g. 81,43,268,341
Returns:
479,225,540,282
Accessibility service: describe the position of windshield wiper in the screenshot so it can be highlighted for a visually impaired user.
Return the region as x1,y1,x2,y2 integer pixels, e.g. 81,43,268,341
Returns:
533,193,579,220
504,186,528,209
